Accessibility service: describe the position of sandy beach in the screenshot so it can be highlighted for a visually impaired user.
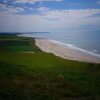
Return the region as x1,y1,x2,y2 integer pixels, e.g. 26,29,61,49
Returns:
35,38,100,63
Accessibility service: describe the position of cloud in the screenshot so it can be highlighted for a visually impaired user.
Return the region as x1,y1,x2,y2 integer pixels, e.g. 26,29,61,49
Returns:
38,7,49,13
43,9,100,19
0,4,6,10
4,7,24,14
0,8,100,32
14,0,63,4
14,0,62,4
14,0,35,4
0,0,100,32
0,4,24,14
0,10,100,32
97,1,100,4
0,14,52,32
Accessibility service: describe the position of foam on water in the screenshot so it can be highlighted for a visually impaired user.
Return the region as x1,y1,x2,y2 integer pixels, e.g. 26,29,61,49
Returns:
49,39,100,59
18,34,100,59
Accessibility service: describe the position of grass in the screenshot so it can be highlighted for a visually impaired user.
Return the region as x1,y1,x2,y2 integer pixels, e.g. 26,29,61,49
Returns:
0,34,100,100
0,37,40,52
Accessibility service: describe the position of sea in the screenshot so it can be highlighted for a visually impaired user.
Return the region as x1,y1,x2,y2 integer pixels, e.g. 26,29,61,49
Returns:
20,30,100,56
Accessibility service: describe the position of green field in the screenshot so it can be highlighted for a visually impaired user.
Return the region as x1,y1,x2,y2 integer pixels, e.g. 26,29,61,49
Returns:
0,34,100,100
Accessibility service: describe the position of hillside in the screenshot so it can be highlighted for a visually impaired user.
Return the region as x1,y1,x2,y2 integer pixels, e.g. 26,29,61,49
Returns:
0,34,100,100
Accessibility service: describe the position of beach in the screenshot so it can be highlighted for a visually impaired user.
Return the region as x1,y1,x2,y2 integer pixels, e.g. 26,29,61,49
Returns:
35,38,100,63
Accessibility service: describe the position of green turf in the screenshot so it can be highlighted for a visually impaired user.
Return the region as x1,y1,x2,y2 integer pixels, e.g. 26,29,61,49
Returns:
0,38,40,52
0,34,100,100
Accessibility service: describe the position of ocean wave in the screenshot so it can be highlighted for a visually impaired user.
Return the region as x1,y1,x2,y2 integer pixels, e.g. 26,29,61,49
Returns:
49,39,100,59
18,34,100,59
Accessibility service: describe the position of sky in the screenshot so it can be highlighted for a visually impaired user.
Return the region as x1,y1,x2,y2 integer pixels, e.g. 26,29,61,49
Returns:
0,0,100,32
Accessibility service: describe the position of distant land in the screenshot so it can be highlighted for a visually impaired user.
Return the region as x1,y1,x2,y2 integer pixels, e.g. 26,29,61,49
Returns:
0,32,50,34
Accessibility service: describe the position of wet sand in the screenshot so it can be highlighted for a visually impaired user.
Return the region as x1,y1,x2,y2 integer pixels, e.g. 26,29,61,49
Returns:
35,38,100,63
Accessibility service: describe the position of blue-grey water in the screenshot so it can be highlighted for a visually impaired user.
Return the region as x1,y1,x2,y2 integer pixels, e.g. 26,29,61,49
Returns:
21,30,100,55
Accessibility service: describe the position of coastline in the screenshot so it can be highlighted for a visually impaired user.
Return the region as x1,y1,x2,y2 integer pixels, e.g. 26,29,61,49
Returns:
35,38,100,63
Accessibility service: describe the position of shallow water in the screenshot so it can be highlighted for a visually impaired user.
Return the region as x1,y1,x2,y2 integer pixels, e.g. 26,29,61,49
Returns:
20,30,100,55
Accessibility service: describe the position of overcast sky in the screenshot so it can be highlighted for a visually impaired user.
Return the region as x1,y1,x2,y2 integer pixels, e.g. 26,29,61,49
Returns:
0,0,100,32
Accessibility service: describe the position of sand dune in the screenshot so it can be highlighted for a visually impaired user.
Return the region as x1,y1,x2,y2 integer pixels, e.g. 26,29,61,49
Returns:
35,38,100,63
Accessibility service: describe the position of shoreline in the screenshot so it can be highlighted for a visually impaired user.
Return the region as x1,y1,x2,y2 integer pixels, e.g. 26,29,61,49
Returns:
48,39,100,58
35,38,100,63
18,33,100,56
